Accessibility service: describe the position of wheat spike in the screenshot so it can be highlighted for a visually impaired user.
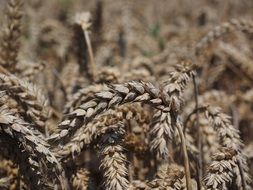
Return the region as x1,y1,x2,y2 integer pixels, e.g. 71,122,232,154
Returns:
56,104,149,162
0,74,50,132
204,147,251,190
50,80,164,142
0,159,18,190
0,106,69,189
148,164,185,190
98,122,129,190
150,62,195,159
71,168,91,190
63,84,104,114
150,110,173,159
0,0,23,73
195,19,253,56
53,62,196,143
204,106,251,189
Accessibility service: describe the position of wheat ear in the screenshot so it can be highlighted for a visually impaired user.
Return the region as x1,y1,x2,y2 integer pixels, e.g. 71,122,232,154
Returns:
0,106,69,189
98,122,129,190
187,105,252,189
0,0,23,73
148,164,185,189
195,19,253,56
150,63,196,159
204,106,251,189
0,74,50,132
71,168,91,190
204,147,235,190
56,104,149,162
53,62,196,143
63,84,104,114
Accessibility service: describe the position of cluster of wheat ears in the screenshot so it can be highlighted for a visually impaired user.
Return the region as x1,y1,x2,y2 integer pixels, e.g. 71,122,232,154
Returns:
0,0,252,190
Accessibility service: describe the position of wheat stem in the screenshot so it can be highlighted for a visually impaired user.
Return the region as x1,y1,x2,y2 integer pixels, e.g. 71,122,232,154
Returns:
193,75,203,190
176,122,192,190
84,30,96,81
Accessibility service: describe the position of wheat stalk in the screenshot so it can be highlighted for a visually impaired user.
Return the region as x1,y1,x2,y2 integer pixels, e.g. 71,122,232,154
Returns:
74,12,97,81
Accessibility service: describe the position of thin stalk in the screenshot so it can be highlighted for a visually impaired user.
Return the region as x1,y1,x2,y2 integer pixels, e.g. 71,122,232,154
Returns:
84,30,96,81
52,69,68,99
193,75,202,190
238,160,247,190
183,106,207,133
176,122,192,190
127,121,134,182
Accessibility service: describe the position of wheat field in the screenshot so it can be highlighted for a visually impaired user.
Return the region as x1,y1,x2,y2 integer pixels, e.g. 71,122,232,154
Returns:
0,0,252,189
